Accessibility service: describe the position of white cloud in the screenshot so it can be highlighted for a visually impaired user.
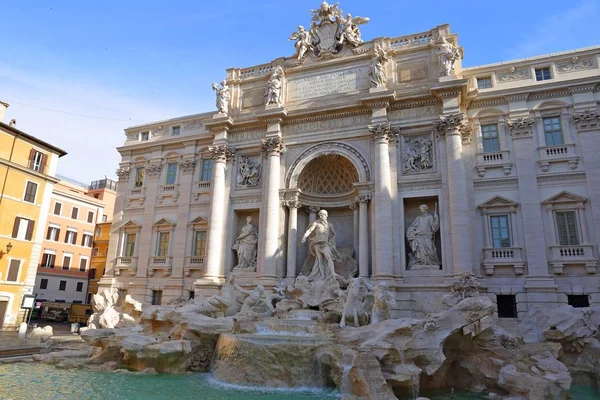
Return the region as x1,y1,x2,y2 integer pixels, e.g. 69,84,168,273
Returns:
509,0,599,59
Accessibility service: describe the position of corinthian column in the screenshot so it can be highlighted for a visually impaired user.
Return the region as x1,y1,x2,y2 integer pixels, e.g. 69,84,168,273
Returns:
259,137,284,284
358,194,370,278
370,123,395,279
285,199,301,281
434,114,473,274
204,144,235,281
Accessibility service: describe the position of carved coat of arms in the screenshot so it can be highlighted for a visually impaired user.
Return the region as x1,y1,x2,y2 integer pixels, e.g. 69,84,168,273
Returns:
288,1,369,62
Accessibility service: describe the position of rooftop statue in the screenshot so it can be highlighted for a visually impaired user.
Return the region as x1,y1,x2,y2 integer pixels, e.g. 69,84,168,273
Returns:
434,35,460,77
288,1,369,62
211,80,230,114
264,66,285,106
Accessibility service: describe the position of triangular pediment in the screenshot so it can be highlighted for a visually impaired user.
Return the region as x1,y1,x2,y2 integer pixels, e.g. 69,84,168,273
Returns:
542,191,587,205
153,218,176,228
189,216,209,226
113,220,141,233
478,195,519,209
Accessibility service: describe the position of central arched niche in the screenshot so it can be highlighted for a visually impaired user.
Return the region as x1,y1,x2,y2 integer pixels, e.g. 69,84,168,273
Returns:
297,154,359,195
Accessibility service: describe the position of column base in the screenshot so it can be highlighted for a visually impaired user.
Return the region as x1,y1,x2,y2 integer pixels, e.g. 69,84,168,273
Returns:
371,274,396,283
257,275,280,289
194,276,225,287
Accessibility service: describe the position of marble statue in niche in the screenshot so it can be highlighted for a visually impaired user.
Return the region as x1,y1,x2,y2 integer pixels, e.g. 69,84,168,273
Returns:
369,45,390,88
212,80,230,114
301,209,343,281
232,217,258,271
265,66,285,106
434,36,460,77
237,156,261,188
406,204,440,269
403,136,434,173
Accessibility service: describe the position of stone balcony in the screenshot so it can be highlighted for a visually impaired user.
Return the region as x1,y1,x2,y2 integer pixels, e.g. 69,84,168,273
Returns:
549,244,597,274
193,181,212,201
158,184,179,204
148,256,173,276
537,144,578,172
475,150,512,177
184,256,205,276
115,256,137,276
482,247,525,275
128,187,146,197
160,184,178,193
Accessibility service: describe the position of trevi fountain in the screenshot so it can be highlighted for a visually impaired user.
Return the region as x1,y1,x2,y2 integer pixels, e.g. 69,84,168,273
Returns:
4,2,600,399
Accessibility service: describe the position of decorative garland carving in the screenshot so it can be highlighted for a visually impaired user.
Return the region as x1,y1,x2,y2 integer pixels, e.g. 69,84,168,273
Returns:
146,162,163,178
178,159,196,174
507,117,536,139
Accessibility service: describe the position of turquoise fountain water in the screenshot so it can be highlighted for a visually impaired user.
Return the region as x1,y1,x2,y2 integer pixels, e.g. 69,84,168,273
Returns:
1,364,599,399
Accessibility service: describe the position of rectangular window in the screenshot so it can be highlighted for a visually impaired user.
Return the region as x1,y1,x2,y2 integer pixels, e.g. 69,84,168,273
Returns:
12,217,35,241
102,215,107,222
172,126,180,136
71,207,79,220
556,211,579,245
543,116,564,146
124,233,136,257
76,282,84,292
65,230,77,245
135,167,145,188
40,278,48,289
497,295,517,318
59,280,67,291
53,202,62,215
166,163,177,185
97,227,102,237
46,226,60,241
193,230,207,256
201,159,213,181
87,211,94,223
481,124,501,153
62,255,72,270
535,67,552,81
6,259,20,281
156,232,170,256
141,132,149,141
82,234,93,247
568,295,590,308
30,150,44,172
41,253,56,268
79,258,88,272
151,290,163,305
92,247,99,256
490,215,511,248
24,181,38,203
477,77,492,89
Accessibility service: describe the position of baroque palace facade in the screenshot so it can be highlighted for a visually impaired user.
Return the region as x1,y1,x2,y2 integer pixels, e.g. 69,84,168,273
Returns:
100,3,600,319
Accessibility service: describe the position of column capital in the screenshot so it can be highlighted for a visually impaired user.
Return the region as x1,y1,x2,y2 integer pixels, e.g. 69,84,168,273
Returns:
115,166,131,181
506,117,536,139
261,137,284,156
284,199,301,209
209,144,235,162
349,202,358,210
357,194,371,203
433,113,465,138
308,205,320,213
369,123,395,143
572,109,600,132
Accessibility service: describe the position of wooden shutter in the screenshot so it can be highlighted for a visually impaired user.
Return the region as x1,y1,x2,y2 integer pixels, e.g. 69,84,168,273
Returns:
41,153,48,174
73,232,78,245
25,219,35,241
28,149,35,169
12,217,21,238
56,229,61,242
7,260,20,281
46,227,52,240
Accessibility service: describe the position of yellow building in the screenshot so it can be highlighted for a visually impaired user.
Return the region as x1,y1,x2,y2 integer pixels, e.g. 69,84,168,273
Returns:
88,221,112,301
0,102,67,329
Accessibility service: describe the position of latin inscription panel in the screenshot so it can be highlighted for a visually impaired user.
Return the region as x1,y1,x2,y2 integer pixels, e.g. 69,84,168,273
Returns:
287,67,369,101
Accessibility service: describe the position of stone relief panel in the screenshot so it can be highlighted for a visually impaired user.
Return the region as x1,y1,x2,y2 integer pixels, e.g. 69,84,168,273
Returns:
236,155,262,189
400,134,435,174
397,60,429,83
556,56,595,73
496,67,530,82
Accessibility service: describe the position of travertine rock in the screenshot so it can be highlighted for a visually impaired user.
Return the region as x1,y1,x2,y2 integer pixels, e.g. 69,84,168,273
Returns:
27,325,53,341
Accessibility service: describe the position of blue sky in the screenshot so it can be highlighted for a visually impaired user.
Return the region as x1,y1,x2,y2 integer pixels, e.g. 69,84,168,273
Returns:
1,0,599,183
